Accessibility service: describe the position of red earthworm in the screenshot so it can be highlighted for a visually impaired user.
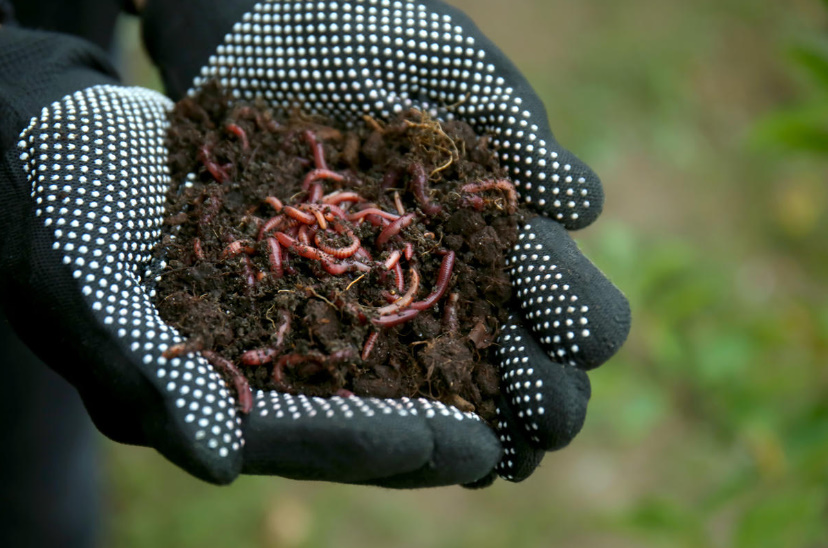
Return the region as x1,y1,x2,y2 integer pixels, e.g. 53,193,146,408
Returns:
241,255,257,287
393,190,405,215
303,130,328,170
443,292,460,332
383,249,402,270
266,237,283,278
298,202,347,222
281,246,296,275
284,205,317,225
315,227,360,259
302,168,346,190
371,308,419,328
410,250,455,311
322,191,365,205
377,267,420,315
335,388,355,398
274,310,291,347
403,242,414,261
201,350,252,414
347,208,401,223
193,238,204,260
198,145,231,183
361,331,380,361
392,261,405,293
379,166,402,190
225,123,249,150
461,194,485,211
307,183,324,203
276,232,332,262
273,354,317,385
376,212,416,246
380,291,398,303
220,240,255,259
258,215,293,240
460,179,518,213
162,338,203,359
321,258,371,275
364,214,391,227
354,246,373,262
408,162,443,215
298,224,312,246
264,196,283,212
240,347,277,366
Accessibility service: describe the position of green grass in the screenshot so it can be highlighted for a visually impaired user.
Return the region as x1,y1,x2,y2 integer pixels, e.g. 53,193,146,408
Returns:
106,1,828,546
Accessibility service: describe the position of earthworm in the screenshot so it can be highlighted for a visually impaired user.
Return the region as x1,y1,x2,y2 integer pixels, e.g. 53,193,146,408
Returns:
201,350,252,414
392,261,405,293
302,168,346,190
193,238,204,260
241,255,257,287
443,292,460,332
307,183,324,203
461,194,485,211
376,212,416,246
321,258,371,275
258,215,292,240
383,249,402,270
284,205,317,225
322,191,364,205
274,310,291,348
328,347,357,363
377,267,420,315
335,388,355,398
266,237,283,278
240,347,277,366
460,179,518,213
198,145,231,183
347,208,400,223
314,226,360,258
361,331,380,361
408,162,443,215
410,250,455,311
403,242,414,261
379,166,402,190
298,224,312,246
393,190,405,215
264,196,283,212
273,354,316,385
355,246,373,262
371,308,419,328
276,232,332,262
303,130,328,170
162,338,203,359
225,123,249,150
220,240,255,259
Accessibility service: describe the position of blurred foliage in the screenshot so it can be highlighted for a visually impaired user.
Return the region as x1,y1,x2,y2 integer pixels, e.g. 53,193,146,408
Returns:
105,1,828,547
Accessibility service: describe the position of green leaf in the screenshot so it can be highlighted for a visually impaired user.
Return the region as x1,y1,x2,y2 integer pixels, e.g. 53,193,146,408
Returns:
790,41,828,89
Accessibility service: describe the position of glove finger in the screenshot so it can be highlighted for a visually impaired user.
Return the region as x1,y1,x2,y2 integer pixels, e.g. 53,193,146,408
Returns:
498,319,591,451
12,85,244,484
143,0,603,230
242,392,501,488
510,216,631,370
493,394,545,482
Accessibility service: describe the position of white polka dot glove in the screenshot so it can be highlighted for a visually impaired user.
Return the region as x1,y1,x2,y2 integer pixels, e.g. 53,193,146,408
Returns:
0,0,630,488
142,0,631,485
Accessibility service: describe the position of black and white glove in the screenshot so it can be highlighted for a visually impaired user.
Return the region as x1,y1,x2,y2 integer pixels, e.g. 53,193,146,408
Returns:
142,0,631,483
0,0,629,488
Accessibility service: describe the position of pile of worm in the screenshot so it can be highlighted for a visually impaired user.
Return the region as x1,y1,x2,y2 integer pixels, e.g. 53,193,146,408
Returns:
154,83,526,424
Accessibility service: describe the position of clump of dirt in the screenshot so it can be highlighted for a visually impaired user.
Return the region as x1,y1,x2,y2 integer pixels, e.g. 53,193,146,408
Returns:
154,82,528,424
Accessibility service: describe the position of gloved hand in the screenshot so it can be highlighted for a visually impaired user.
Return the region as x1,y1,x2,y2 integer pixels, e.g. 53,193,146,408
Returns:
0,0,630,489
141,0,631,484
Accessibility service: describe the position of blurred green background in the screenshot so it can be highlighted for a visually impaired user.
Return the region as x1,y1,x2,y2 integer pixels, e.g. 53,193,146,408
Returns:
106,1,828,546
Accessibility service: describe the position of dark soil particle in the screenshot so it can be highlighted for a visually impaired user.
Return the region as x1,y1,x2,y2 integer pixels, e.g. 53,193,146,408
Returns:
154,82,530,425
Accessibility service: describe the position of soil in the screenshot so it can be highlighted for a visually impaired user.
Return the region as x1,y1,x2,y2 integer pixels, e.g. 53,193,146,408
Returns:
154,82,528,425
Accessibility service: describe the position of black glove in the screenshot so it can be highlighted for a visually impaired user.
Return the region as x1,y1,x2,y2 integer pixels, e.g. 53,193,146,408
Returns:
0,24,500,487
141,0,631,483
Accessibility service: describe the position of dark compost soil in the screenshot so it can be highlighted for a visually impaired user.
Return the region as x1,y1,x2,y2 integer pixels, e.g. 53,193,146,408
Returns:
154,83,527,424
